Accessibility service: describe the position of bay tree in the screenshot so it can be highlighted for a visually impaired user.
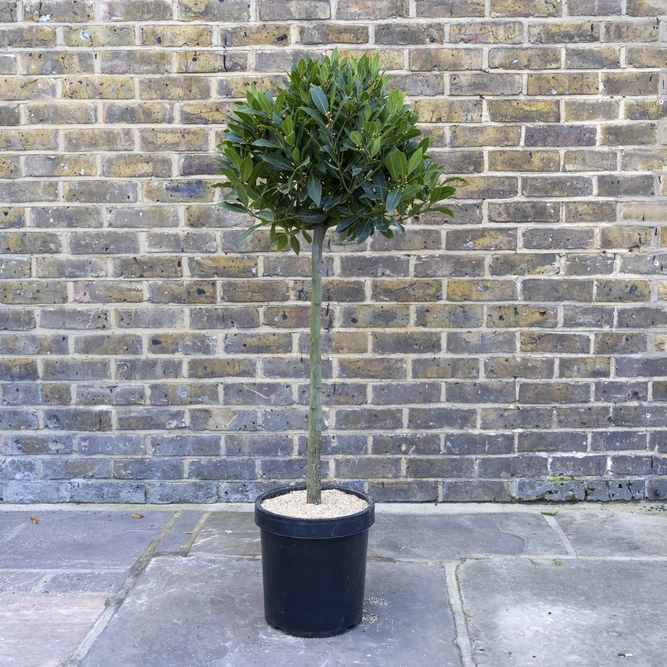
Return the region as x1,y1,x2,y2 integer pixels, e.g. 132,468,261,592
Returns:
214,49,461,505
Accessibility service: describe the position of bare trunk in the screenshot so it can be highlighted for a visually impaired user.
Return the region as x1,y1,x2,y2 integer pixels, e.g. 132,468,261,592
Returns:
306,223,326,504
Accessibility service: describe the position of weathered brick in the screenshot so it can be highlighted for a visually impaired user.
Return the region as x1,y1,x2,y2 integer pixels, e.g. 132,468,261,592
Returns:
180,0,249,20
564,150,617,172
567,0,621,13
63,26,134,47
21,51,95,76
448,331,516,353
488,305,558,328
26,102,97,125
528,72,599,95
565,46,621,69
591,431,648,451
0,26,56,48
523,176,593,198
415,304,484,328
148,280,216,304
481,406,553,429
627,46,667,68
564,253,614,276
488,150,560,172
409,49,483,71
104,102,174,124
450,72,522,96
518,431,587,452
414,254,485,278
447,279,517,302
337,0,408,19
521,332,591,354
488,100,560,123
101,0,171,20
491,0,561,15
602,123,658,146
64,181,137,204
488,47,560,69
530,21,601,43
373,279,442,302
412,99,483,123
63,76,134,99
115,359,183,381
25,155,96,178
219,23,289,47
627,0,667,15
603,20,660,42
522,228,595,250
139,77,210,100
525,125,596,146
0,281,67,304
451,21,523,43
519,382,590,404
45,409,112,431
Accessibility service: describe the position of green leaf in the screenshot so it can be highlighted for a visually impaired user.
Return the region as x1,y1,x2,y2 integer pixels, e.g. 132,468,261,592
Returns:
236,223,264,246
218,201,246,214
307,174,322,207
433,206,454,217
310,85,329,115
407,148,423,175
335,215,358,233
257,209,274,222
385,153,400,181
251,139,282,149
355,218,373,244
289,235,301,255
261,154,293,170
395,151,407,178
275,234,289,252
350,130,363,146
369,137,381,157
386,189,400,213
240,155,252,182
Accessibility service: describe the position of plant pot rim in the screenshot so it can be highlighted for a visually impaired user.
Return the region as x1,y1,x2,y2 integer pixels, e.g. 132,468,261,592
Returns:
254,484,375,540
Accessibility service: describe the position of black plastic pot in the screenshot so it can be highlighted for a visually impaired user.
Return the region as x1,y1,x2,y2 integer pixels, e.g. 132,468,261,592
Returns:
254,485,375,638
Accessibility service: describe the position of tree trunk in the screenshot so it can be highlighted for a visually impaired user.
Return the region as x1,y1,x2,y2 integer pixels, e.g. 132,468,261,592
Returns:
306,223,325,505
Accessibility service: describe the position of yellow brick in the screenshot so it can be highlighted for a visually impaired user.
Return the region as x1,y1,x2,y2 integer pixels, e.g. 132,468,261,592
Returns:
220,23,290,47
491,0,561,15
0,26,57,48
63,26,135,47
447,279,517,301
175,51,248,73
63,128,134,152
450,21,523,43
0,156,20,179
137,128,210,152
103,154,173,178
339,48,403,69
487,99,560,122
180,102,233,124
139,77,210,100
0,77,55,101
527,73,599,95
529,21,601,43
450,125,521,147
0,129,58,151
410,48,483,71
24,154,97,177
26,102,97,124
217,75,282,98
659,283,667,299
21,51,95,75
488,150,560,172
141,26,213,47
488,47,561,69
563,99,620,121
63,76,135,99
621,203,667,222
412,99,482,123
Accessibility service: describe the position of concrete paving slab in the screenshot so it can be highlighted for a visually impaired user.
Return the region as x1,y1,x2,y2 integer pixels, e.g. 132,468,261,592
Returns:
555,510,667,556
0,569,46,592
368,513,565,560
0,511,174,569
80,556,461,667
189,512,261,557
459,558,667,667
0,595,106,667
156,510,206,554
0,512,32,541
44,571,128,594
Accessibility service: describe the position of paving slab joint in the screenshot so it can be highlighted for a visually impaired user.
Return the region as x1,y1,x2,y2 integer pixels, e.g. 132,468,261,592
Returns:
542,514,578,557
180,511,212,556
61,510,182,667
444,561,476,667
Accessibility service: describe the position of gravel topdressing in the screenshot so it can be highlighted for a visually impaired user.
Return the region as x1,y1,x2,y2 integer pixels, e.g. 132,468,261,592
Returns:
260,489,369,519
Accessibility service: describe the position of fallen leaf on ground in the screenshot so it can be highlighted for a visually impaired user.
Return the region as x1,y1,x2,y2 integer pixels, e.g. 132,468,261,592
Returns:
30,517,38,524
131,513,144,519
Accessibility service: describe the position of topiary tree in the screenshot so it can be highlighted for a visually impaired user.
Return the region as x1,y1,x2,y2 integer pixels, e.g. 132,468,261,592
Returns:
214,49,461,505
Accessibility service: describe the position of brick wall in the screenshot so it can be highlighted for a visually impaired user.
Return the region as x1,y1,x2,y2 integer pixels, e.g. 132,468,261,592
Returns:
1,0,666,503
